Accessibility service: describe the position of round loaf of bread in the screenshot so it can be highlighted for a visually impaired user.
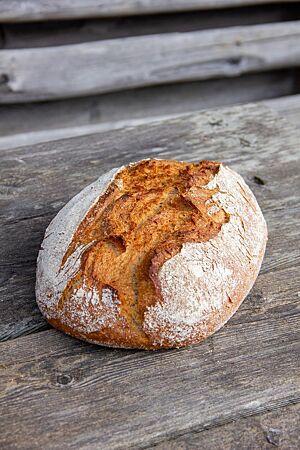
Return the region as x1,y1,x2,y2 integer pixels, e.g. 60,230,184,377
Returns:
36,159,267,349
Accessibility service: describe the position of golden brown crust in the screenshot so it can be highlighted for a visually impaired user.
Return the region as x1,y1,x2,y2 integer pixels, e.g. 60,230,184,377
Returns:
36,159,267,349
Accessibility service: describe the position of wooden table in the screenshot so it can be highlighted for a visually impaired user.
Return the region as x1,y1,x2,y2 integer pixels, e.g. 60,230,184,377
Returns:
1,103,299,449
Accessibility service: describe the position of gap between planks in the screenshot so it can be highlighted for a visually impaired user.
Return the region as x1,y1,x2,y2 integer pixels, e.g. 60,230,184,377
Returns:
0,0,299,22
0,301,299,449
145,401,300,449
1,4,300,49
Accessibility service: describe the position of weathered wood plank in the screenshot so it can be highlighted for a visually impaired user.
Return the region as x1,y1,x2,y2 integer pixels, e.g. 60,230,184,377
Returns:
0,103,299,343
0,70,296,145
0,0,299,22
0,103,299,449
1,21,300,103
0,271,299,449
0,70,299,150
2,4,298,49
149,402,300,449
264,93,300,125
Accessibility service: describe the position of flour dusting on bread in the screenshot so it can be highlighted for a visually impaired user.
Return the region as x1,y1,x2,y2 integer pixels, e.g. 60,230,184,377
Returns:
143,164,267,346
36,167,120,318
61,281,124,334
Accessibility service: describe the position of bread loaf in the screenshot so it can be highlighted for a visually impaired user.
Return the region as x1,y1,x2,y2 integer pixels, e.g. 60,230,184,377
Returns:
36,159,267,349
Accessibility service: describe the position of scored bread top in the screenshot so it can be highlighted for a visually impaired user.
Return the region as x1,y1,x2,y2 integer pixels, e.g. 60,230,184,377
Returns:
36,159,267,349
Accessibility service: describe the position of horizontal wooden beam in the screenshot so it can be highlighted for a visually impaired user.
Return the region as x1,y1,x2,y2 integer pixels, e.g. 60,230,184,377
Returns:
0,0,299,22
0,70,297,149
0,21,300,103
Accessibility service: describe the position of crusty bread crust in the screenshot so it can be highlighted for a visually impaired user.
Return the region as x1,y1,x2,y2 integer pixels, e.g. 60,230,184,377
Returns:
36,160,267,349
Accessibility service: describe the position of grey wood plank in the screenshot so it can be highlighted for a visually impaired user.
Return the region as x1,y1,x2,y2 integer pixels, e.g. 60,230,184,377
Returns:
0,0,298,23
0,103,299,343
149,402,300,449
0,70,297,150
0,267,299,449
2,5,298,49
264,93,300,126
1,21,300,103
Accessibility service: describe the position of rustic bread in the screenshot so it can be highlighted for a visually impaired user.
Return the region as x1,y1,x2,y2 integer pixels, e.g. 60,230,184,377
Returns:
36,159,267,349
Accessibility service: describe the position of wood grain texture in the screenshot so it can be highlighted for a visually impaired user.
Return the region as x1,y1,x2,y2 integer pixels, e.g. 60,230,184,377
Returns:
149,402,300,449
264,93,300,125
1,311,300,450
0,103,300,449
0,271,299,449
1,21,300,103
0,70,298,150
0,0,299,22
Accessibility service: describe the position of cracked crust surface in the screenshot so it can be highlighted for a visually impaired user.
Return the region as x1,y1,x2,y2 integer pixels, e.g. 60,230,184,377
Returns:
36,159,267,349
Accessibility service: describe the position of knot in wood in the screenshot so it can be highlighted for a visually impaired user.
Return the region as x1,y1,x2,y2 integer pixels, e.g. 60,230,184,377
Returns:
56,373,73,386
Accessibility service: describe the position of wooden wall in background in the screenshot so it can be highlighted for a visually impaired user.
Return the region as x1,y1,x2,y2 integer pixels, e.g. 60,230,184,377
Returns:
0,1,300,148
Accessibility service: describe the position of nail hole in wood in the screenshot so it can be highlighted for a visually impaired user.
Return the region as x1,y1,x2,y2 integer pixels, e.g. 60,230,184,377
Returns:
56,373,73,386
253,176,265,185
0,74,9,85
228,57,242,66
265,428,281,446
